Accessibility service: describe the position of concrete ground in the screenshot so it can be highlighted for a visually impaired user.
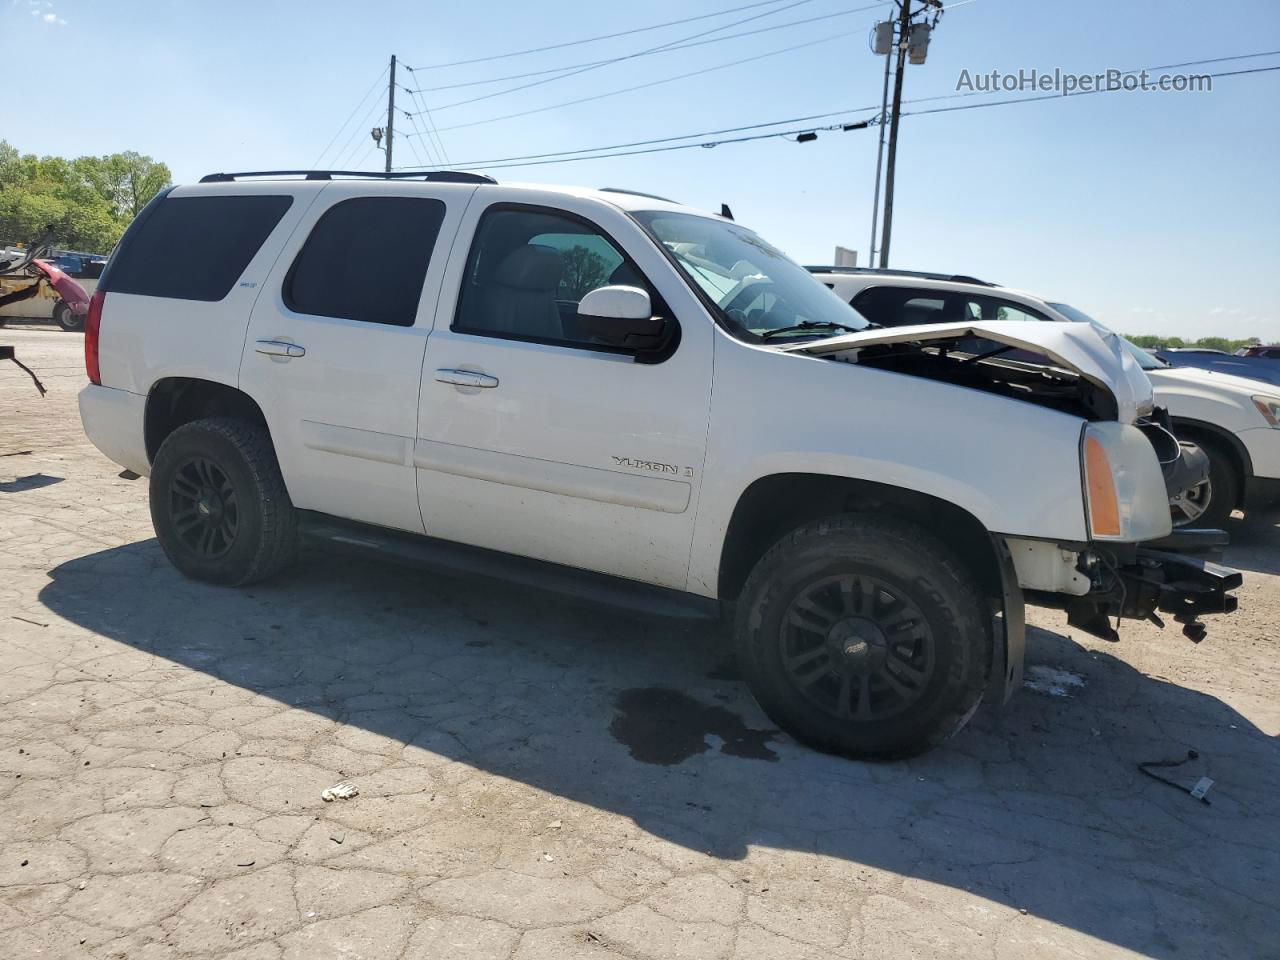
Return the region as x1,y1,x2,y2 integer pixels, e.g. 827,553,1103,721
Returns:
2,325,1278,960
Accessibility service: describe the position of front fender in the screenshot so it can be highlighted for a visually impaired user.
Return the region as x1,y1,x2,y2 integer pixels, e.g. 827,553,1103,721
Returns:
688,343,1091,596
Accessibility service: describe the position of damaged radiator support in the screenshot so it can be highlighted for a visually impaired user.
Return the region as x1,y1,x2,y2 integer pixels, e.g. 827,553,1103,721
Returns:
1027,534,1241,644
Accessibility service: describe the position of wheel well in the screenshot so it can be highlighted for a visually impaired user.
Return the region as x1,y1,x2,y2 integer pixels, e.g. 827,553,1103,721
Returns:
718,474,1002,602
145,378,269,463
1170,419,1249,508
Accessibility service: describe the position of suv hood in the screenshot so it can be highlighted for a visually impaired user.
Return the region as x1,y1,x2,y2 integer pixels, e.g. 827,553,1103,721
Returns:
1148,363,1280,398
781,319,1155,423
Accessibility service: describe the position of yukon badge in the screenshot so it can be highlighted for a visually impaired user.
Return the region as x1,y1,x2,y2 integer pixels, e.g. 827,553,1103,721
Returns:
612,456,694,478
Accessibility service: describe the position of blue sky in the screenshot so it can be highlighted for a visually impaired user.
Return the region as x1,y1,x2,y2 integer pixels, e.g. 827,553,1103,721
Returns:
4,0,1278,338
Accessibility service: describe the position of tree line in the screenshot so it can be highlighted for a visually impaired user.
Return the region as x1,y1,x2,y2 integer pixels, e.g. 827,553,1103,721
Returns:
1127,335,1261,353
0,141,171,254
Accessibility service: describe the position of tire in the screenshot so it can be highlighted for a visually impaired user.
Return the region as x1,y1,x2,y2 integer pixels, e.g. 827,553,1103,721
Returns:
1171,438,1239,530
53,301,83,332
734,515,991,760
149,417,297,585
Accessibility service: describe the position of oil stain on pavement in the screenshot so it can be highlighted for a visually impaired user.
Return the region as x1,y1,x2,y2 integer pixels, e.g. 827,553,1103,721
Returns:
610,687,778,765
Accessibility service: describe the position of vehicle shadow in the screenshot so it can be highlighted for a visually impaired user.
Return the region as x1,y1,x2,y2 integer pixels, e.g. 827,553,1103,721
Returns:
1225,511,1280,575
38,539,1279,957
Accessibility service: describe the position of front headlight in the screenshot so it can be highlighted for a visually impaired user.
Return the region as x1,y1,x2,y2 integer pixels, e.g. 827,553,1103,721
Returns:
1252,396,1280,428
1081,422,1172,541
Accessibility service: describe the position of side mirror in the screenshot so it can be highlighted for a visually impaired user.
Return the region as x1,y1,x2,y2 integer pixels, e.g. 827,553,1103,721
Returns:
578,285,669,351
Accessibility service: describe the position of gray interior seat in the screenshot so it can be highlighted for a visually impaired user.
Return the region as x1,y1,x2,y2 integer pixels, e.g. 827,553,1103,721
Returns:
479,245,564,339
607,262,644,288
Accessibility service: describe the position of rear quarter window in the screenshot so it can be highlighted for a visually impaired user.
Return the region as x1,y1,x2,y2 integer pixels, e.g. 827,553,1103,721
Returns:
102,194,293,302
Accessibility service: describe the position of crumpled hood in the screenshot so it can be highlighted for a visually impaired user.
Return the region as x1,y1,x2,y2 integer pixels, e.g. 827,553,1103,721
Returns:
780,319,1155,423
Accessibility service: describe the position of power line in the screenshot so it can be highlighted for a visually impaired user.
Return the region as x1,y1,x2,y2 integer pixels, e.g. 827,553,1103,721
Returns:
417,0,822,114
403,107,883,169
403,0,815,71
404,87,452,164
401,49,1280,165
312,65,389,167
422,29,862,133
473,118,876,170
900,63,1280,119
401,109,436,167
334,100,389,170
406,5,887,94
1143,49,1280,72
396,62,1280,172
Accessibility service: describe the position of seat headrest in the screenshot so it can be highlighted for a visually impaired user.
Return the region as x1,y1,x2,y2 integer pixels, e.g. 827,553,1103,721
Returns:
608,262,643,287
493,244,562,291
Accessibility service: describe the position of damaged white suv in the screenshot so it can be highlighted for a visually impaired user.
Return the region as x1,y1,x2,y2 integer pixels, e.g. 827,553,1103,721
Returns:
78,172,1240,759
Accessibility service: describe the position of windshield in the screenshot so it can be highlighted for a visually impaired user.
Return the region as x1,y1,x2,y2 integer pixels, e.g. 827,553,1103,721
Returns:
1048,300,1166,370
630,210,870,341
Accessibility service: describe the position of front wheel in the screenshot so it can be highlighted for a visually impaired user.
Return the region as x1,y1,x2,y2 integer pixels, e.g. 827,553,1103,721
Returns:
149,417,297,585
734,515,991,760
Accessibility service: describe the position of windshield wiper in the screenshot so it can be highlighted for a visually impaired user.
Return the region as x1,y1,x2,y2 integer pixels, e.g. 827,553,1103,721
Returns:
761,320,866,339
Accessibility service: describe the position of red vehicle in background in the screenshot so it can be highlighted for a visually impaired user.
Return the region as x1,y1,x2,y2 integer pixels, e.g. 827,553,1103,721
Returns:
1237,344,1280,359
0,229,93,331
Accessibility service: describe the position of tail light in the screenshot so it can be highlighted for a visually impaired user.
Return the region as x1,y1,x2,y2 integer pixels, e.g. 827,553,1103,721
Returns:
85,290,104,385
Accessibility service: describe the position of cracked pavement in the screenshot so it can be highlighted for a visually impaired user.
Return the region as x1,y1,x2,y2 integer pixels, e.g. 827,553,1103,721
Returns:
2,326,1278,959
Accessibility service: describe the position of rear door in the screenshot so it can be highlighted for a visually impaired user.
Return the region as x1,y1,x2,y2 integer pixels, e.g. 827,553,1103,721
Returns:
240,181,477,533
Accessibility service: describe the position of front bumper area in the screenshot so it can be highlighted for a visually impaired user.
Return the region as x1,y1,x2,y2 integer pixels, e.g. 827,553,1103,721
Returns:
1051,532,1241,643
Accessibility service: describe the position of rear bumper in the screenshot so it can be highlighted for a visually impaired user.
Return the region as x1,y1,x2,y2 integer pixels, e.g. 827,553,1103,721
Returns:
79,383,149,476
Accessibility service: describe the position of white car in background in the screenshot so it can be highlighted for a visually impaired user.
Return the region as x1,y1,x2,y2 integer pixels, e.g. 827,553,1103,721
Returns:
810,268,1280,528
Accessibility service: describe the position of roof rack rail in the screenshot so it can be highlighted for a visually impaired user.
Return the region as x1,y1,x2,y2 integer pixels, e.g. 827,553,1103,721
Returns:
804,265,997,287
198,170,496,185
599,187,678,203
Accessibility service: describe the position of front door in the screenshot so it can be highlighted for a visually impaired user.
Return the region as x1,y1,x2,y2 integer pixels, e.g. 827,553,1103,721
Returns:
240,181,476,533
415,196,712,589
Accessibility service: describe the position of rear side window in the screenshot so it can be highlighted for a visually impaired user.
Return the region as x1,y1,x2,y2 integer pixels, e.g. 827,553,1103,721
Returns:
103,195,292,301
285,197,446,327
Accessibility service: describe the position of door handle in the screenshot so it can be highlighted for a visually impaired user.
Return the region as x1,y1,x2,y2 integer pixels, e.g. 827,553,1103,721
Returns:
435,368,498,389
255,339,306,358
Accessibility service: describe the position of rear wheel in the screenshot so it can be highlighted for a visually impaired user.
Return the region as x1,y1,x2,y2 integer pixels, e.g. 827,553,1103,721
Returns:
53,301,83,332
1171,438,1238,529
150,417,297,585
734,515,991,760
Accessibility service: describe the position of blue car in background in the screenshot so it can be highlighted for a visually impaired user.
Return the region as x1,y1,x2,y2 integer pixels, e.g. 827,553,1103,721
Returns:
1156,348,1280,388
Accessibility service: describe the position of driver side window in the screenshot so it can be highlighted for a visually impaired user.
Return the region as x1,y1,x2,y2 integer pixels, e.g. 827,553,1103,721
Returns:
453,207,652,349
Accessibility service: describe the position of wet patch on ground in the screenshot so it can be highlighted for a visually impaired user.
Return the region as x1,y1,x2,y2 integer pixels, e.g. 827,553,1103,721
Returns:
609,687,778,765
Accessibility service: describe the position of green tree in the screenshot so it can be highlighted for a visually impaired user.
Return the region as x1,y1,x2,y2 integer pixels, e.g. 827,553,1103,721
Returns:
0,141,170,252
560,245,610,300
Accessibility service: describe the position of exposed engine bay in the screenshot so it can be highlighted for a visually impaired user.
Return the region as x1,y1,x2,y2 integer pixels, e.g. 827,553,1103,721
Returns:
849,340,1117,420
791,329,1211,507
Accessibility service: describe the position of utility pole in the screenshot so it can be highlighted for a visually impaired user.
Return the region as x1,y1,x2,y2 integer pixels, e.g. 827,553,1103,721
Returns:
877,1,911,268
867,43,892,269
385,54,397,173
873,1,940,266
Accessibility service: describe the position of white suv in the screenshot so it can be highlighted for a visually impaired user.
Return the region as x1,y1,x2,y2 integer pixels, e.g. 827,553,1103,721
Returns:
79,172,1239,759
812,267,1280,529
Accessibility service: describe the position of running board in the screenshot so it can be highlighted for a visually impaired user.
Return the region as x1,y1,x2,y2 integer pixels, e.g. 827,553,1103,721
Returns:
296,511,721,621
